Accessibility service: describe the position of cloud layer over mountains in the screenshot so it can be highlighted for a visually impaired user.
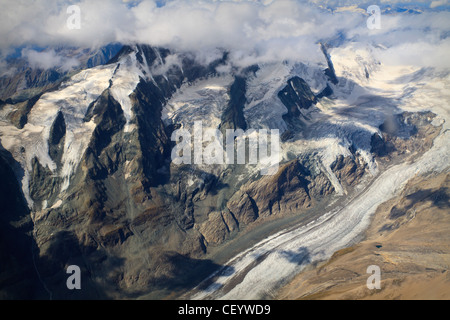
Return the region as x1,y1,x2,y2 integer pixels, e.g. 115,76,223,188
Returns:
0,0,449,70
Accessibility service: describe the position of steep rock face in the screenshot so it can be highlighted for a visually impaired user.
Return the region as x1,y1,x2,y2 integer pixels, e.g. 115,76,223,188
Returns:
48,111,66,165
196,210,238,246
0,150,38,299
227,192,259,225
29,157,60,208
370,133,394,157
330,155,367,187
129,79,171,189
7,94,41,129
219,76,248,135
278,76,317,119
227,160,335,224
84,89,127,180
320,43,338,85
316,83,333,99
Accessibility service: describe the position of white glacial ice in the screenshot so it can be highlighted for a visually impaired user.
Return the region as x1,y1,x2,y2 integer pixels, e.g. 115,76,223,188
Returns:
0,50,147,206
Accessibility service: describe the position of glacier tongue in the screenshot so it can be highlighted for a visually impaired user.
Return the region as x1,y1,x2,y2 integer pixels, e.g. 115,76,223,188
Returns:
110,51,144,133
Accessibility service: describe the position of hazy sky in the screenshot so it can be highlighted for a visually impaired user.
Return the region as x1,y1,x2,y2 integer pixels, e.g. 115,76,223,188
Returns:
0,0,449,69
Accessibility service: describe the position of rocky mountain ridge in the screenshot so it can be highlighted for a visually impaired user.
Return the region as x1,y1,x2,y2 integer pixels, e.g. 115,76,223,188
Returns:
0,43,442,299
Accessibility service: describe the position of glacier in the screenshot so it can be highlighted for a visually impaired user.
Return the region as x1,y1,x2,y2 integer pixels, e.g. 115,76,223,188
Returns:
188,43,450,300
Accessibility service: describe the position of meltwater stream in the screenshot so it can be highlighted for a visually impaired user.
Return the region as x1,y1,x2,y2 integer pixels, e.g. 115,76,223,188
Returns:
191,130,449,300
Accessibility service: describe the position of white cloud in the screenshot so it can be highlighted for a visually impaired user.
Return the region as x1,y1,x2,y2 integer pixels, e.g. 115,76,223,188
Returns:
21,48,80,71
430,0,449,8
373,38,450,69
0,0,449,70
150,53,183,75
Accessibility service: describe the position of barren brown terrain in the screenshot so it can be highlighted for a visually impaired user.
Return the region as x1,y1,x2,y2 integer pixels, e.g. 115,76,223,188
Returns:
277,171,450,300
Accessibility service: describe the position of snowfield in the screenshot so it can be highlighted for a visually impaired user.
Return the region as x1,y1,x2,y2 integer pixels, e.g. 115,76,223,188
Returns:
0,52,144,205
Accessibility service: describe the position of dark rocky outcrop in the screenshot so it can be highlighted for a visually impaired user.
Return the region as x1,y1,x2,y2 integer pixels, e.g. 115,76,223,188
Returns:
84,89,126,180
219,76,248,135
227,192,259,225
228,160,334,223
320,43,338,85
370,133,394,157
317,83,334,99
29,157,60,207
7,94,41,129
48,111,66,165
0,149,38,299
331,155,367,187
129,79,171,189
196,210,238,245
278,76,317,119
